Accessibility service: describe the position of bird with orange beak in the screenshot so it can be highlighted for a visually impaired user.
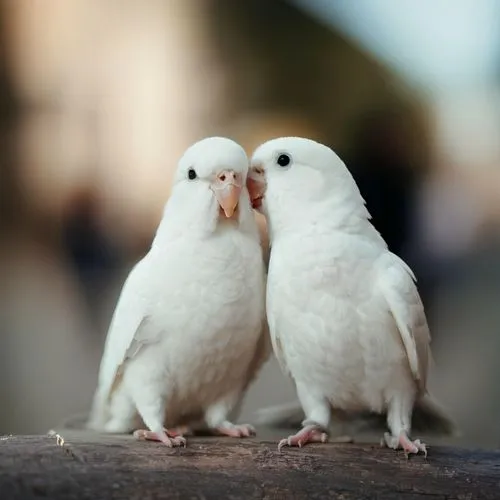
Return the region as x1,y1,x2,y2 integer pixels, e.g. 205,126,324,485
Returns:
87,137,270,447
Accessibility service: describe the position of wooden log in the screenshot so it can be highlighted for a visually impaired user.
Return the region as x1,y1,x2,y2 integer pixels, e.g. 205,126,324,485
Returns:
0,429,499,499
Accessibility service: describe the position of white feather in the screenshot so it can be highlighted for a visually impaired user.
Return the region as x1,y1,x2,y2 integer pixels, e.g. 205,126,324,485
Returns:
251,137,455,448
87,137,269,437
376,252,430,393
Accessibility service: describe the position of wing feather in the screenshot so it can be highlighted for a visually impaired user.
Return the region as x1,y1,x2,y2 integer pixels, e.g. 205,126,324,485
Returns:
377,252,430,394
87,258,163,428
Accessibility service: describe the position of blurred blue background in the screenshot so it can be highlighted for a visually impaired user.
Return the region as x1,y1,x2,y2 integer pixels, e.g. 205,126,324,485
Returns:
1,0,499,448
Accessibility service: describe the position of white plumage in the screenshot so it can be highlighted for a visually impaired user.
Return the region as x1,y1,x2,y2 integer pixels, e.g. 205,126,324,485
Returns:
87,137,269,446
249,136,456,456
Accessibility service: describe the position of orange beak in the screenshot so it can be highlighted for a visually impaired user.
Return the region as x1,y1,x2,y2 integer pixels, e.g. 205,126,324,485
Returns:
211,170,242,218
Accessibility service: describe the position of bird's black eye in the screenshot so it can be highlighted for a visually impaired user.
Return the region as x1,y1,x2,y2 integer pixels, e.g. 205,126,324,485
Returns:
187,168,197,180
276,154,291,167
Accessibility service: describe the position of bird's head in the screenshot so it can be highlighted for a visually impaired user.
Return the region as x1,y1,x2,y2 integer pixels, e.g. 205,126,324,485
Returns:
248,137,364,234
166,137,258,234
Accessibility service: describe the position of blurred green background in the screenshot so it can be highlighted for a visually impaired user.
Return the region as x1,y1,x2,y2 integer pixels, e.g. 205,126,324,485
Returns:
1,0,500,449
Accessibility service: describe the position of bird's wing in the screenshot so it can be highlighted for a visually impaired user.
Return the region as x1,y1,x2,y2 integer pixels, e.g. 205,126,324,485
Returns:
268,315,292,379
376,252,431,393
87,258,164,428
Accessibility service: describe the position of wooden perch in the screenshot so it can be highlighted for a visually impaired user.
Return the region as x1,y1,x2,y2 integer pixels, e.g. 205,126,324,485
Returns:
1,428,499,499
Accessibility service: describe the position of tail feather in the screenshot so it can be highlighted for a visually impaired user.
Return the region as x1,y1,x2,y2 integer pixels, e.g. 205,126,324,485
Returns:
51,386,112,433
254,394,459,437
254,401,304,428
53,412,90,431
411,393,460,436
85,386,111,431
46,386,108,433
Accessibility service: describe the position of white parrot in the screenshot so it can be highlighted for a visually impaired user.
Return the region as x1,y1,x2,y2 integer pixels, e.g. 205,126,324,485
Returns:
248,136,456,457
87,137,270,447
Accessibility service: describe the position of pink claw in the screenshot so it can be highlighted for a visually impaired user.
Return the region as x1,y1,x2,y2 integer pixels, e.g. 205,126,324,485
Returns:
399,433,428,458
278,425,328,451
216,423,256,438
133,429,187,447
383,431,428,458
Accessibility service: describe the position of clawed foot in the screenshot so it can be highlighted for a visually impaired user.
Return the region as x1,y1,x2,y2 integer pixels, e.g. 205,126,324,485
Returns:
278,424,328,451
215,423,256,438
383,431,427,458
133,428,187,447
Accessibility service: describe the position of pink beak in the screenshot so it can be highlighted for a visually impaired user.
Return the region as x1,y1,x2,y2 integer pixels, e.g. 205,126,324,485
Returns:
211,170,242,218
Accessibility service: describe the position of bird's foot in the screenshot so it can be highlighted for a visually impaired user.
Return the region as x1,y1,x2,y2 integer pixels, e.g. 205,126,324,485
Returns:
278,424,328,451
383,431,427,458
133,428,187,447
215,422,256,438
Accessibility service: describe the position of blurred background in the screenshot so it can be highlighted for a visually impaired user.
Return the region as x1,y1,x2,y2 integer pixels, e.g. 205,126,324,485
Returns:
1,0,500,449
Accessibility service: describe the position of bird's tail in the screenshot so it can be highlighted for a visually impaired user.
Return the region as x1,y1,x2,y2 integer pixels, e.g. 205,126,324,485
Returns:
254,401,305,428
85,385,111,431
51,412,91,431
410,393,460,436
254,394,459,436
45,385,108,433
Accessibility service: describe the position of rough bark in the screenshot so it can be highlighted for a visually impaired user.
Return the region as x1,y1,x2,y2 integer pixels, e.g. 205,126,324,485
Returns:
0,429,499,499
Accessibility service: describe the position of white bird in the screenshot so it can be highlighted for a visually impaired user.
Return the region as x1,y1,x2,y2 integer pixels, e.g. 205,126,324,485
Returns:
248,136,456,457
87,137,269,447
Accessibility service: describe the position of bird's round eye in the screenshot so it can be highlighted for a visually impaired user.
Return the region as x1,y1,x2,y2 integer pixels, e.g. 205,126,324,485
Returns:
187,168,197,180
276,154,291,167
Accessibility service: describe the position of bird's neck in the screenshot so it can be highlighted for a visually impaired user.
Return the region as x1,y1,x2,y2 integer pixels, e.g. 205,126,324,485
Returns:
270,188,373,238
151,210,258,252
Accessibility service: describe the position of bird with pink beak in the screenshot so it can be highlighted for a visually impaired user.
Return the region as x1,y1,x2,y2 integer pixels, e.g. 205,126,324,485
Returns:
87,137,270,447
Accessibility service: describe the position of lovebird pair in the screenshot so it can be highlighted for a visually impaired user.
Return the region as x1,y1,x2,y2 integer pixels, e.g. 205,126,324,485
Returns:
87,136,457,457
